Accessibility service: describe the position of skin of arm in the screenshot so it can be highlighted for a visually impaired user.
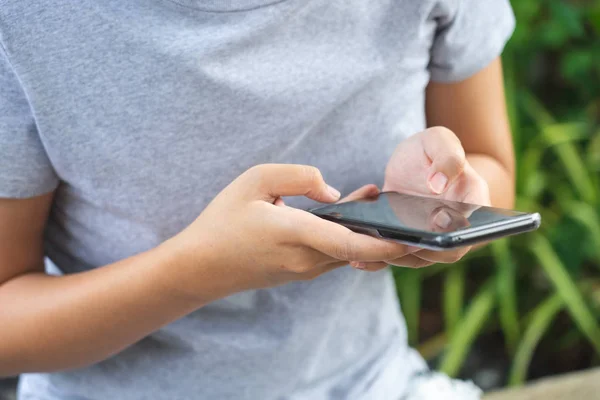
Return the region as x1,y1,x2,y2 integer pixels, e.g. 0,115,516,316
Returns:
425,57,516,209
0,193,219,375
0,164,415,376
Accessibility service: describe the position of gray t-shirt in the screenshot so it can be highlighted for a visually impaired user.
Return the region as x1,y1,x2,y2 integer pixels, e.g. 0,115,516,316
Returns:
0,1,514,399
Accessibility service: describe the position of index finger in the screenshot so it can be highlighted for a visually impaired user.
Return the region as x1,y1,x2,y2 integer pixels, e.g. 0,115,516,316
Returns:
238,164,341,203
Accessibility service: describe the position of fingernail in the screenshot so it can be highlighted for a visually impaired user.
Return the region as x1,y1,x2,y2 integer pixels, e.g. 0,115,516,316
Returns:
350,261,366,270
434,210,452,229
327,185,341,200
429,172,449,194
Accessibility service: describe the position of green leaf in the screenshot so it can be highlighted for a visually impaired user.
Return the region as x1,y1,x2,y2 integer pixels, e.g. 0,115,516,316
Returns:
548,217,588,276
510,0,542,22
538,20,570,49
561,50,594,83
588,130,600,171
542,122,588,147
443,265,465,336
508,294,564,386
521,92,555,126
395,269,422,346
530,235,600,354
561,200,600,263
418,332,448,361
549,0,585,38
524,99,598,204
517,146,544,198
590,3,600,35
549,139,598,205
439,281,496,377
522,170,547,200
493,239,520,354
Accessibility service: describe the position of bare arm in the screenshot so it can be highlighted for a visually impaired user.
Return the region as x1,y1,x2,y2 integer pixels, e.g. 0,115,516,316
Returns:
426,57,515,208
0,192,208,375
0,165,414,376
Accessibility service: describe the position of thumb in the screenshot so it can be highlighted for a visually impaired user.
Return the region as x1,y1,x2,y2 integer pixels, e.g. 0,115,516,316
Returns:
421,127,466,195
240,164,341,203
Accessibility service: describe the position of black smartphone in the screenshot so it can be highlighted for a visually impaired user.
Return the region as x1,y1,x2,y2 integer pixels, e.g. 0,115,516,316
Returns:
309,191,541,251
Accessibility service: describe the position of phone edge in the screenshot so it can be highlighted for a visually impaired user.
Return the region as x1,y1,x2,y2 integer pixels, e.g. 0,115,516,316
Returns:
424,213,542,250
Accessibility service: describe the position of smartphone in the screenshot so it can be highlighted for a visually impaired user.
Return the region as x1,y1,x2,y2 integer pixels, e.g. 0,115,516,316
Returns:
309,192,541,251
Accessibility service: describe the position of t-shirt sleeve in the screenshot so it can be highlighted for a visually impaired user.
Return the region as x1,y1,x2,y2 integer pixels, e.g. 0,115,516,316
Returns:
0,46,59,198
428,0,516,82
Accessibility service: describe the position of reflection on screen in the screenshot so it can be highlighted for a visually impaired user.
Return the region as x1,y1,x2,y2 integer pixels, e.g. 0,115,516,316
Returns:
312,192,525,235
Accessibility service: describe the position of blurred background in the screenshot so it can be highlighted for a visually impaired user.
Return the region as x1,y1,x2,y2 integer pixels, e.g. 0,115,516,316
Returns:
394,0,600,392
1,0,599,399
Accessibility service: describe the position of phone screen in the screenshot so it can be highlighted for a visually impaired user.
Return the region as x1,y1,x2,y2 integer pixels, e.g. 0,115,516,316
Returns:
310,192,527,236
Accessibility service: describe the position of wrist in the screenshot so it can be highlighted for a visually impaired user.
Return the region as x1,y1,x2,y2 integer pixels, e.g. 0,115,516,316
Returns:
153,232,250,307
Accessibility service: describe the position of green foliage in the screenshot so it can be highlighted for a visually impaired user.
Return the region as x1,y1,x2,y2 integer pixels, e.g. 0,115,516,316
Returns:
508,293,564,386
530,235,600,354
443,265,465,337
439,281,496,377
396,0,600,387
493,239,520,354
396,268,422,346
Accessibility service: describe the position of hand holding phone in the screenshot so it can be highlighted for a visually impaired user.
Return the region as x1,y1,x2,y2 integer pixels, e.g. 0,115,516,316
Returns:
172,165,415,295
340,126,514,270
309,127,541,268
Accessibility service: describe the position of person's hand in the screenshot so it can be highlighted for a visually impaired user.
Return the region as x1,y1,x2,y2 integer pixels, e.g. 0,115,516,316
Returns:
381,127,491,268
167,164,412,299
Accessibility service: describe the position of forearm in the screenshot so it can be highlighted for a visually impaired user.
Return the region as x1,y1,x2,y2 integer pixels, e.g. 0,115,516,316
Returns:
467,153,515,208
0,239,232,376
426,58,516,209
